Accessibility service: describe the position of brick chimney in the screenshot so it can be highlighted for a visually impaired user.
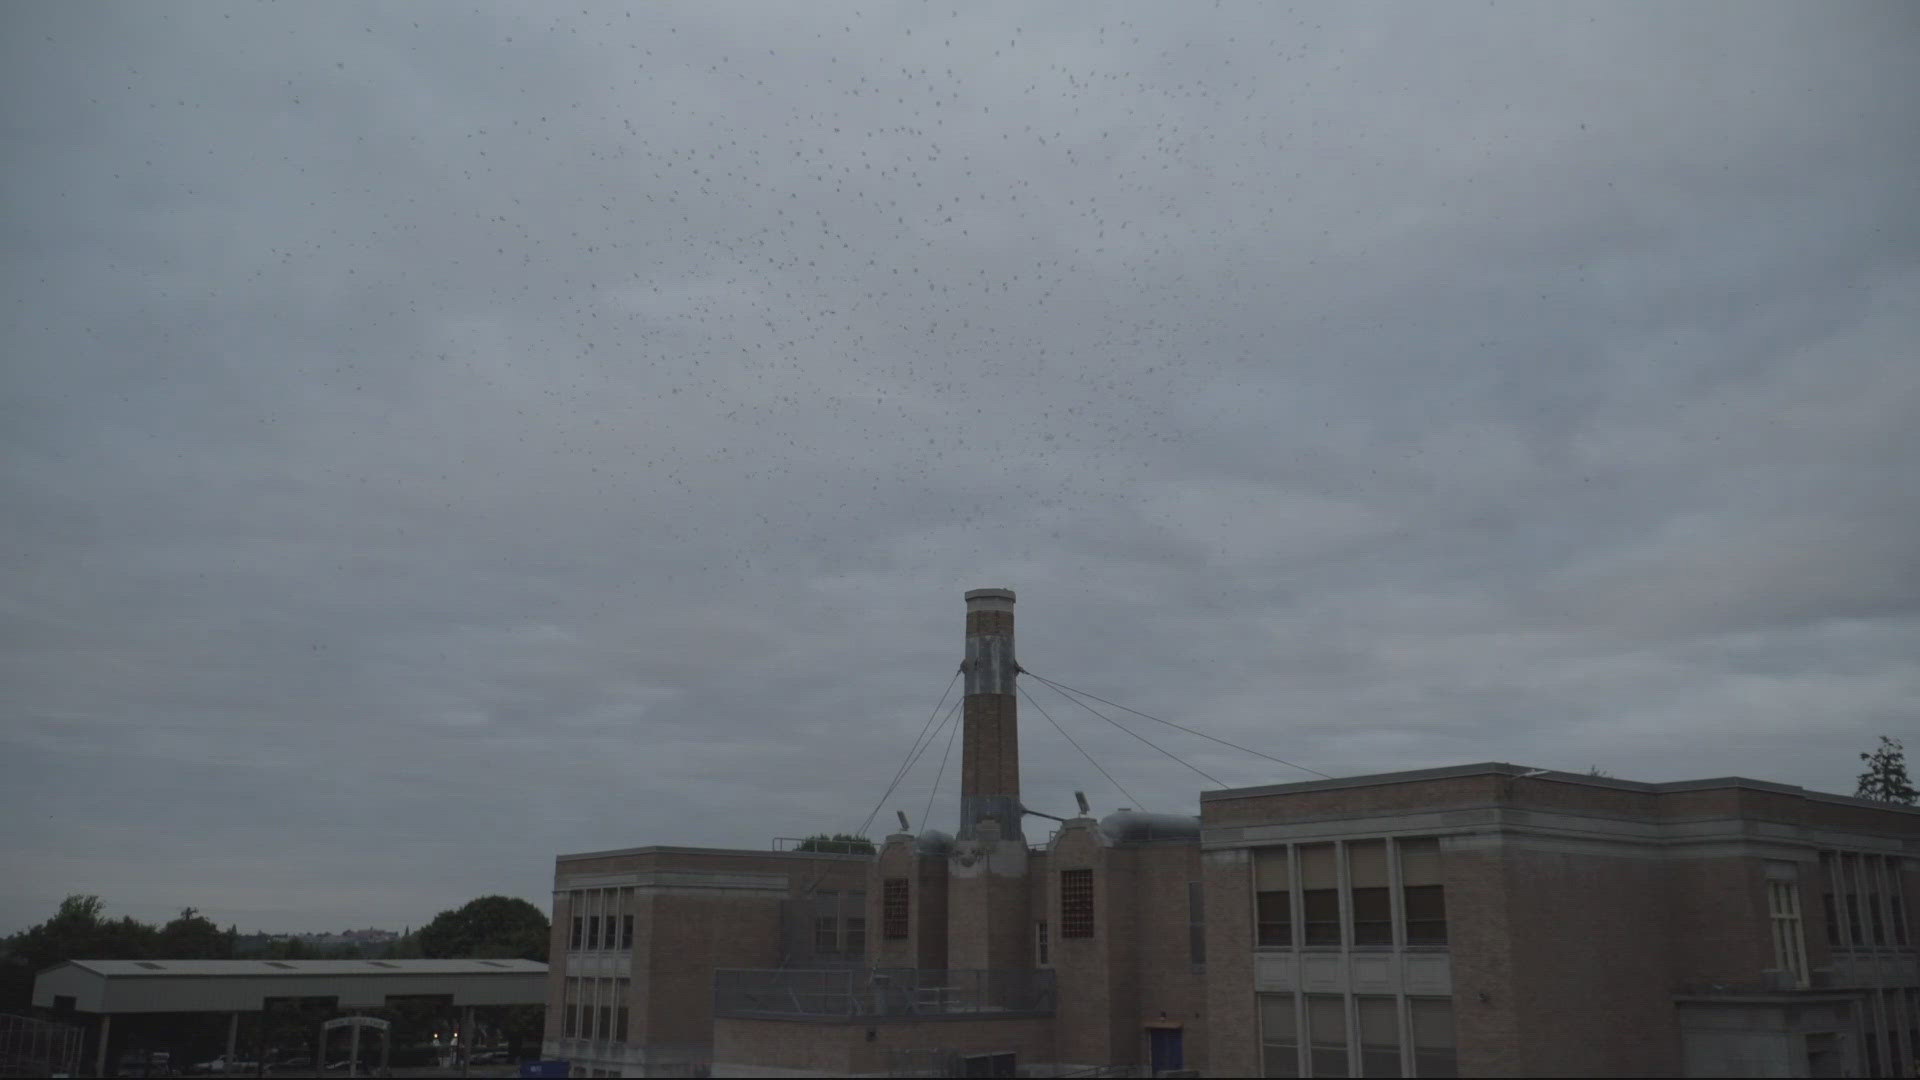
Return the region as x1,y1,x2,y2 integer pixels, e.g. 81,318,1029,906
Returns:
960,587,1021,842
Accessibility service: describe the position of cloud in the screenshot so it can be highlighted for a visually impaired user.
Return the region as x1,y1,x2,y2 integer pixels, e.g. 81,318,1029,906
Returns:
2,1,1916,933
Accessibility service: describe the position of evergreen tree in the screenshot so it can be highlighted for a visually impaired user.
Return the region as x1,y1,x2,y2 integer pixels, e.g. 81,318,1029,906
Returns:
1856,736,1917,805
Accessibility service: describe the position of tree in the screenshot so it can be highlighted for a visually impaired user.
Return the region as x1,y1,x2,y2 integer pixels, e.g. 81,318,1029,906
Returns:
795,833,876,855
0,895,160,1011
416,896,549,963
415,897,550,1063
1856,736,1917,805
157,908,233,960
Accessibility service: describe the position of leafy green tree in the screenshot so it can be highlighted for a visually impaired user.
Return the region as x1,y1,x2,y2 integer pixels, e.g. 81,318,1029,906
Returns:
414,897,550,1062
157,907,233,959
795,833,876,854
0,894,161,1011
416,896,549,962
1857,736,1917,805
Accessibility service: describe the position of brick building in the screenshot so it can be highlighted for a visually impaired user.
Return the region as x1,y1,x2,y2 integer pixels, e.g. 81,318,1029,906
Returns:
544,590,1920,1077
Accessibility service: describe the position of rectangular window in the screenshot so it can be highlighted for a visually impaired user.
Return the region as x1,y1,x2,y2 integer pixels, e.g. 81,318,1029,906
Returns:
1306,994,1347,1078
1843,854,1866,945
1349,841,1393,947
1869,862,1888,947
1769,880,1810,988
1036,920,1050,966
1061,868,1096,938
1299,845,1340,946
586,914,600,951
1400,839,1448,947
570,915,583,952
814,915,839,954
1410,998,1457,1078
596,1004,610,1043
1356,996,1401,1078
846,916,866,956
622,913,635,950
1895,892,1910,948
1258,993,1298,1078
882,878,910,939
614,979,629,1043
1822,851,1842,946
1256,848,1292,948
563,978,578,1038
1189,880,1207,965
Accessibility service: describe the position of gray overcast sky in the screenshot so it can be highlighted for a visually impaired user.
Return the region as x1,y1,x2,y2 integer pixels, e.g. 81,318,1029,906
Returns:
4,2,1917,936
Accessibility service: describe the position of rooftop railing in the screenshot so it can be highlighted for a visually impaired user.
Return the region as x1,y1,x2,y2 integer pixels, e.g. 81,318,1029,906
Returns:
713,967,1056,1020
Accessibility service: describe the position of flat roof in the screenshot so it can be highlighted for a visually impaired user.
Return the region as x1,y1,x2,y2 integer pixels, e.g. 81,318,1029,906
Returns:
556,843,870,863
59,958,546,978
34,959,548,1015
1201,761,1920,815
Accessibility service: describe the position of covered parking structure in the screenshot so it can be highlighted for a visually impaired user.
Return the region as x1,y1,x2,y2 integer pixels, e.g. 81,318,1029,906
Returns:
33,958,547,1076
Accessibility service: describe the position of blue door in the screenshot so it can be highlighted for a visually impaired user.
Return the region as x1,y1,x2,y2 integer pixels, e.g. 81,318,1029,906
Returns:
1149,1027,1184,1074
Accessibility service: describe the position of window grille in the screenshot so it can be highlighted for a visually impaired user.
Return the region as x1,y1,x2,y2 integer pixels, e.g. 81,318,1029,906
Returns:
1061,869,1095,938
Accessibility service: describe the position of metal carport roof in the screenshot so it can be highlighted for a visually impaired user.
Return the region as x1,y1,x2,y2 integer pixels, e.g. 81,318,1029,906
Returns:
33,958,549,1014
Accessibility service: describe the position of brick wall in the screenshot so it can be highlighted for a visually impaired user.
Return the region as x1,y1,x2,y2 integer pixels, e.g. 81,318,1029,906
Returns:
1050,823,1113,1066
1205,776,1504,827
1446,846,1522,1078
1665,856,1774,988
1503,846,1680,1077
1199,848,1255,1078
1129,842,1208,1074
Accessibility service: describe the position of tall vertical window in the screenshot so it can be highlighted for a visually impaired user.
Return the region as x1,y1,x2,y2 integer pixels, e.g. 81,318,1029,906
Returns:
1868,858,1889,947
1769,879,1810,988
622,913,635,950
1356,997,1401,1078
614,978,630,1044
586,914,600,951
1299,845,1340,947
563,978,578,1037
1035,920,1050,966
1256,848,1293,948
1061,869,1096,938
814,915,839,954
1189,880,1207,965
1822,852,1842,946
1349,841,1393,947
845,916,867,956
1306,994,1347,1077
1410,998,1457,1078
1259,993,1299,1078
570,915,583,952
1400,839,1448,947
882,878,910,939
1844,854,1866,945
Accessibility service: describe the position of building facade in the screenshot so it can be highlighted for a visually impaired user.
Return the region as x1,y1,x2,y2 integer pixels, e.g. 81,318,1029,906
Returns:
1202,763,1920,1077
544,590,1920,1077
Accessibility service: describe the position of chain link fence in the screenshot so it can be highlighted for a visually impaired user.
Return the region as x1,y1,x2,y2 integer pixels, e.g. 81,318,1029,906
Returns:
0,1013,85,1078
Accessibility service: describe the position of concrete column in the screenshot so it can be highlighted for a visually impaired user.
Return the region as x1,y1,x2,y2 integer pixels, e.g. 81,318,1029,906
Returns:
226,1012,239,1062
95,1014,111,1079
460,1005,474,1078
348,1018,360,1079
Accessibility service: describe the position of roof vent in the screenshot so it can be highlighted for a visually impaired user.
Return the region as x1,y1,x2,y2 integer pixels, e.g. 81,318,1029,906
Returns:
265,961,296,969
477,960,510,968
135,961,165,970
366,961,398,968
